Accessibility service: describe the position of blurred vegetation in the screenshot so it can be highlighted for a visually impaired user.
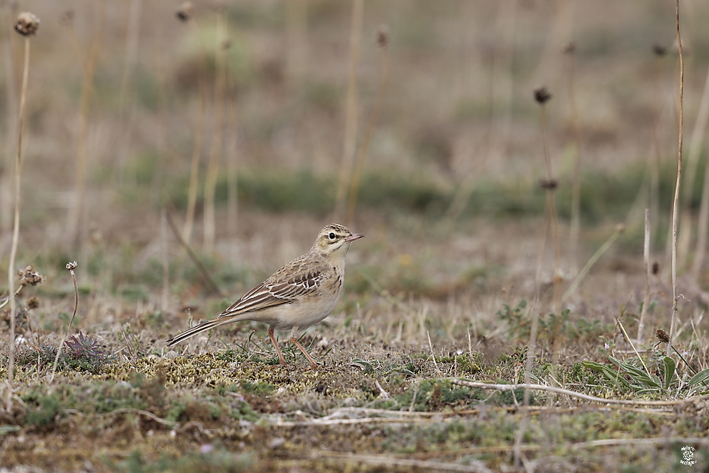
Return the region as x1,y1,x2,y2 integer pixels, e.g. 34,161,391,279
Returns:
152,157,694,227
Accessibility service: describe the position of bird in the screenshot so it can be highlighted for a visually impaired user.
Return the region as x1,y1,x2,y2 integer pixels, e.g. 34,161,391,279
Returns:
166,223,364,369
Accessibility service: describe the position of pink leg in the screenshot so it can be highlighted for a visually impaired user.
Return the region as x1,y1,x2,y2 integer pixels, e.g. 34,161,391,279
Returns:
268,327,287,366
290,337,318,370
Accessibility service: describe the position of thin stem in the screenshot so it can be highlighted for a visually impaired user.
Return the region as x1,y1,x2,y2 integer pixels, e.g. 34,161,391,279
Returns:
335,0,362,220
345,34,389,226
562,226,622,302
678,65,709,269
638,209,651,343
668,0,684,357
615,314,650,377
182,19,207,247
539,103,561,312
50,263,79,383
566,48,582,276
6,36,30,409
166,209,223,297
203,10,227,254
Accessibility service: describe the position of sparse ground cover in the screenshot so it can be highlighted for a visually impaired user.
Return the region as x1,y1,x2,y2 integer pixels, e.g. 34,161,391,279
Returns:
2,214,709,472
2,1,709,472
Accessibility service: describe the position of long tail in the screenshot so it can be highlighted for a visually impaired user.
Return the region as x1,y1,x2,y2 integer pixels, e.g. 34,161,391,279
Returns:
166,317,236,346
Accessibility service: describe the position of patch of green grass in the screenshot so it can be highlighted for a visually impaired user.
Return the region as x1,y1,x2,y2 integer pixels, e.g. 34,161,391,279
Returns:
499,299,615,346
107,447,254,473
21,391,63,427
394,379,484,411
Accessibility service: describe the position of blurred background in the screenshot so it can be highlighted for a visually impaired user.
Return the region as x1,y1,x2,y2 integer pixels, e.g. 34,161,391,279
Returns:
1,0,708,339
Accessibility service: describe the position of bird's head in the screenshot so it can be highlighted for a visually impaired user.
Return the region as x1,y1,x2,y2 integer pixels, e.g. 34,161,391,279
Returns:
312,223,364,257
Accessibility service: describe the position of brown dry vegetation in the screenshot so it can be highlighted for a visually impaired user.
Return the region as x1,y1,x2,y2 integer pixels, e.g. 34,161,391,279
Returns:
2,1,709,472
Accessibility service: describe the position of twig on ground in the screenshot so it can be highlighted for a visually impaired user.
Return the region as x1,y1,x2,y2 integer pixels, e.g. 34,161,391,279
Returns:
427,330,443,376
315,451,491,473
451,379,708,406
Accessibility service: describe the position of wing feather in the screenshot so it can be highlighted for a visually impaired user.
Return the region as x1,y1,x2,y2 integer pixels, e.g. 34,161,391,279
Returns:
218,266,327,318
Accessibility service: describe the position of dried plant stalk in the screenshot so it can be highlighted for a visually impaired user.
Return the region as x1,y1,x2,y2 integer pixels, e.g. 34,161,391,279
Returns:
566,45,582,276
182,13,207,248
334,0,362,220
678,66,709,269
50,263,79,383
65,17,103,248
668,0,684,356
226,68,239,237
203,11,227,253
6,13,37,409
638,209,651,343
693,151,709,278
344,27,389,226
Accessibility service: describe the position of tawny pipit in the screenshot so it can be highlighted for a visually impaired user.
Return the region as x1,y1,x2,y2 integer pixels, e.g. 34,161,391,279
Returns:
167,224,364,368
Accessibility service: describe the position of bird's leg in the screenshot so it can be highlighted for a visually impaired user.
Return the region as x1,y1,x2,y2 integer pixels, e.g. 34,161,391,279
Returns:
268,326,287,366
289,328,318,369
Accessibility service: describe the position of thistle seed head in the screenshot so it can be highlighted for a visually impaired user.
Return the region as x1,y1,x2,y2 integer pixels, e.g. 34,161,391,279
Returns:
534,87,551,105
176,2,194,21
15,12,39,36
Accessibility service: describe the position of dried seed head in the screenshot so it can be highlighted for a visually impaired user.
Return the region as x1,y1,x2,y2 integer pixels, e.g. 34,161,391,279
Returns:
59,10,75,26
18,265,45,286
652,262,660,275
656,328,670,343
176,1,194,21
534,87,551,105
66,261,78,270
15,12,40,36
539,179,558,190
652,44,666,57
376,26,389,49
27,296,40,309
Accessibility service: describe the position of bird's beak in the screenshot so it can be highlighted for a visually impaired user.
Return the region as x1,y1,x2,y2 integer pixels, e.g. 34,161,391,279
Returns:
344,233,364,242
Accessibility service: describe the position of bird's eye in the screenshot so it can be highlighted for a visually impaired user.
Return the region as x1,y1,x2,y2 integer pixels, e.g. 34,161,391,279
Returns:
329,232,336,240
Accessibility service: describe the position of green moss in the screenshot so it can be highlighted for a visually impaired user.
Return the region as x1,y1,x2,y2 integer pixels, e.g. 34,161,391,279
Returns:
240,381,275,396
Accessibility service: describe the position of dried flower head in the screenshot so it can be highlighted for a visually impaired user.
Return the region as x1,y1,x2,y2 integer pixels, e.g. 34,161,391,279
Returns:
652,44,666,57
176,1,194,21
59,10,75,26
18,265,45,286
66,261,78,271
539,179,558,190
15,12,40,36
27,296,40,309
376,26,389,49
656,328,670,343
534,87,551,105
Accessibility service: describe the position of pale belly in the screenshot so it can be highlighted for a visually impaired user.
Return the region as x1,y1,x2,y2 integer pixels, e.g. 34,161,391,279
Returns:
235,291,342,331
